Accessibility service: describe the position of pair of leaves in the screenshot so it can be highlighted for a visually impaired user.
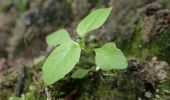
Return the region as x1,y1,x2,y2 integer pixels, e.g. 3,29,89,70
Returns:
46,7,112,45
71,43,128,79
71,42,128,79
44,29,81,85
42,7,127,86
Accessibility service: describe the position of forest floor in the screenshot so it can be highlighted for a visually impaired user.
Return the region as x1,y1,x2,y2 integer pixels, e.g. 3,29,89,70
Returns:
0,0,170,100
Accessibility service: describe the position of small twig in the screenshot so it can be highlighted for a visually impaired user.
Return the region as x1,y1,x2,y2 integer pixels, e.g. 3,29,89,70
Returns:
65,89,77,100
15,66,26,97
103,73,116,76
45,87,51,100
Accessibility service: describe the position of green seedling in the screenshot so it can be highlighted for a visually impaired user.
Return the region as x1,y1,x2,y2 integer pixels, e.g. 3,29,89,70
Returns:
42,7,128,85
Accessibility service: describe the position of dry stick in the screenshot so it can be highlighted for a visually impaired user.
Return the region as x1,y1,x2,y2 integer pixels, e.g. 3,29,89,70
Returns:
15,66,26,97
45,87,52,100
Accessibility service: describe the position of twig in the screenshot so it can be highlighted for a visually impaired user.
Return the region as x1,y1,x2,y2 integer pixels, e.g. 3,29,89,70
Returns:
45,87,51,100
15,66,26,97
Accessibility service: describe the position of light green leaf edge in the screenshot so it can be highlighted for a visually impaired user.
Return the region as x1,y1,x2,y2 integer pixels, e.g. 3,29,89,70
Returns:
42,41,81,85
46,29,72,46
71,68,90,79
77,7,112,38
95,42,128,71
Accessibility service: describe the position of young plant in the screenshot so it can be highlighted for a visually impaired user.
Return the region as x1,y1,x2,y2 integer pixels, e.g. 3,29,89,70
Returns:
42,7,128,86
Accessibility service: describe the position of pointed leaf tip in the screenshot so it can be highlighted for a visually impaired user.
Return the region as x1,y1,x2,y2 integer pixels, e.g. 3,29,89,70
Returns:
77,7,112,38
46,29,71,46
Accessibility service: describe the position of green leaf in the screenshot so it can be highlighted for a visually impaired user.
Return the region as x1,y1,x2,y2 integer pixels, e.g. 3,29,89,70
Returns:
71,68,90,79
77,7,112,38
95,43,128,70
42,41,81,85
46,29,72,46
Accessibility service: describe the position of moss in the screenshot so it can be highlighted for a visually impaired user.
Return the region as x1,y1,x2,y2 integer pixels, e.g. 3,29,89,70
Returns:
0,70,18,99
116,17,170,63
116,17,149,60
92,85,136,100
143,26,170,63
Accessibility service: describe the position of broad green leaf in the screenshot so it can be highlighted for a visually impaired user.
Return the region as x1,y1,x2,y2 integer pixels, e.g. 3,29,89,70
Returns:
42,41,81,85
71,68,90,79
46,29,71,46
95,43,127,70
77,7,112,38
